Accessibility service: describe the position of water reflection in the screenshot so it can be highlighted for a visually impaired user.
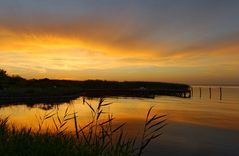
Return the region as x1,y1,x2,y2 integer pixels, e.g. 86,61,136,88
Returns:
1,87,239,155
0,86,238,132
0,95,79,109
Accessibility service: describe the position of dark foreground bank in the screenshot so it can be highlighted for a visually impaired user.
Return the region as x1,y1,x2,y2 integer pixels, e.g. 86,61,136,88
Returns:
0,99,167,156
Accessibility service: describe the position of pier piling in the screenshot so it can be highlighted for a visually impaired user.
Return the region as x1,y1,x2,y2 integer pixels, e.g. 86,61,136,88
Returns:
191,87,193,97
199,87,202,98
209,87,211,99
220,87,222,100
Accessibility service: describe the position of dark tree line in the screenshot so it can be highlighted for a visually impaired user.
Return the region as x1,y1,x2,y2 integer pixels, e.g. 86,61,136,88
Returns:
0,69,190,95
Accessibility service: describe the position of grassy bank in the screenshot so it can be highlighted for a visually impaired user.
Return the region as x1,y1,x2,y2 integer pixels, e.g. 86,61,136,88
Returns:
0,99,167,156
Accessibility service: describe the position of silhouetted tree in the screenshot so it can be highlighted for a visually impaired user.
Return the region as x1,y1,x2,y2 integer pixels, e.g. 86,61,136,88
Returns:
0,69,7,78
0,69,8,89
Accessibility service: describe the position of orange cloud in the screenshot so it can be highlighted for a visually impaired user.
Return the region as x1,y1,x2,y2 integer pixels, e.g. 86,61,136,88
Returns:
0,19,166,58
1,21,239,83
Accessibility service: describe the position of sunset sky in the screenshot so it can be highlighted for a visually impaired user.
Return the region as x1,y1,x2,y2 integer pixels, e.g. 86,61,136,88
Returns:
0,0,239,84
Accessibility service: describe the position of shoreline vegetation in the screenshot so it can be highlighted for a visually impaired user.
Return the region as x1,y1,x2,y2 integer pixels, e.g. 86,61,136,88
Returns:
0,98,167,156
0,69,191,105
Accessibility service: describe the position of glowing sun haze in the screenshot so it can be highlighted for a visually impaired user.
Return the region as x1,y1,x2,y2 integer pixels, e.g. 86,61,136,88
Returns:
1,0,239,84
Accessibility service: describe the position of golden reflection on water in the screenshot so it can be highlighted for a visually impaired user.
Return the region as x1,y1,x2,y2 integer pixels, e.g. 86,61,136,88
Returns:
0,87,239,133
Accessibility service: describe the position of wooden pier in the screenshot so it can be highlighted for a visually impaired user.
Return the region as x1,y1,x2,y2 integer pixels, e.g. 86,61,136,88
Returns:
82,88,192,98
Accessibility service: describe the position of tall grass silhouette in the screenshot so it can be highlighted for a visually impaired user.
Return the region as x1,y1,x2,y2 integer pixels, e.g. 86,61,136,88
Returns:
0,98,167,156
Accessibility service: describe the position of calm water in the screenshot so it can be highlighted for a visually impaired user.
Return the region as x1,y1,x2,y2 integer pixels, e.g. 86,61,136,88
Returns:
0,86,239,155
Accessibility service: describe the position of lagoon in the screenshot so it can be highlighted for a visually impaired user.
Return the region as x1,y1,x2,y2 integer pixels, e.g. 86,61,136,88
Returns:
1,86,239,155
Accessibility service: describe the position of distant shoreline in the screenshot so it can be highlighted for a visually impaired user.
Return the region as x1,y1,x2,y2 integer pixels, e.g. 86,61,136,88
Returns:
1,69,192,105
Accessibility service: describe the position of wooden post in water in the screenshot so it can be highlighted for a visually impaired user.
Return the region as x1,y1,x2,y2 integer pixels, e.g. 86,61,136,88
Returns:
209,87,211,99
191,87,193,97
220,87,222,100
199,87,202,98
